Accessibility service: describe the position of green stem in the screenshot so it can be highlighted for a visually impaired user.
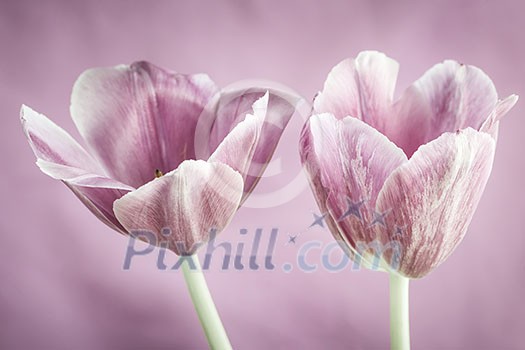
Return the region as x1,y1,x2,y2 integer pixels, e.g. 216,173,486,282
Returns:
182,254,232,350
389,273,410,350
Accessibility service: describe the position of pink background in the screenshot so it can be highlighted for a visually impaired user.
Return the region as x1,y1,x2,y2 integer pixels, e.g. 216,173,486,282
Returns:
1,0,524,349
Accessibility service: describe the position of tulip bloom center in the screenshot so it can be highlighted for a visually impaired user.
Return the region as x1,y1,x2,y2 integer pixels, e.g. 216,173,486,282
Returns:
155,169,164,178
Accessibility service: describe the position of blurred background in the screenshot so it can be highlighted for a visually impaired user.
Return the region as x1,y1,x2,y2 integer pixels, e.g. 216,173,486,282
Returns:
1,0,524,349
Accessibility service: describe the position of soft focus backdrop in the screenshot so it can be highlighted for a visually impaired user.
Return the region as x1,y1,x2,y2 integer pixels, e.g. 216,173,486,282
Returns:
1,0,524,349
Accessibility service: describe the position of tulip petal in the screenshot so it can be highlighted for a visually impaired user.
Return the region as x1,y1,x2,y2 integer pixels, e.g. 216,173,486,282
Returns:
37,160,133,233
208,93,281,202
21,105,102,174
66,184,130,233
300,113,407,248
36,159,133,189
480,94,519,139
389,61,498,157
208,112,260,200
113,160,243,255
376,128,496,278
200,89,297,198
299,116,344,251
71,61,219,188
313,51,399,133
21,106,132,232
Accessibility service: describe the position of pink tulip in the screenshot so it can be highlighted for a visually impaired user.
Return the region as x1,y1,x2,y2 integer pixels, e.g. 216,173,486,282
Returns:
300,51,517,279
22,61,296,255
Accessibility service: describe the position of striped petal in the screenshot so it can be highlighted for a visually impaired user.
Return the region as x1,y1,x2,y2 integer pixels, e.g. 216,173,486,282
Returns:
313,51,399,133
113,160,243,255
200,89,297,199
70,61,219,188
300,114,407,249
389,61,498,156
21,106,130,232
376,128,496,278
21,105,101,174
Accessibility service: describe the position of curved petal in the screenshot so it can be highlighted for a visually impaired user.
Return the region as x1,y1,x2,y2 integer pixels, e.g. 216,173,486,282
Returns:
37,160,133,233
36,159,133,189
300,113,407,249
208,107,261,201
70,61,219,188
113,160,243,255
206,89,296,150
480,94,519,139
208,93,289,203
299,116,344,251
197,88,297,199
313,51,399,133
21,105,102,174
376,128,496,278
389,61,498,157
21,106,132,233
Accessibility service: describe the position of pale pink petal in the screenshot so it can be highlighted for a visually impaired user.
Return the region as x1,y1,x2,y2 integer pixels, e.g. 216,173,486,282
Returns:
70,61,219,188
299,116,343,250
313,51,399,133
37,160,133,233
199,89,297,198
388,61,498,157
208,93,277,202
242,91,297,197
480,94,519,139
113,160,243,255
376,128,496,278
206,89,293,150
208,112,260,201
300,113,407,248
21,105,101,174
21,105,131,232
36,160,133,189
67,184,131,233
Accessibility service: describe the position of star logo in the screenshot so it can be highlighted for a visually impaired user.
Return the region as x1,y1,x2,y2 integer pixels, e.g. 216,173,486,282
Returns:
393,225,407,237
338,197,366,221
368,209,390,227
310,212,328,228
287,234,298,245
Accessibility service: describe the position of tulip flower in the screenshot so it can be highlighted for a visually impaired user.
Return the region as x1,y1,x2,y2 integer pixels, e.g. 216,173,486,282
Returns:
299,51,517,349
21,61,297,349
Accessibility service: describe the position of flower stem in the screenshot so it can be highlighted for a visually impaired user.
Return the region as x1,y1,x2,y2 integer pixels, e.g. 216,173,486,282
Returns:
182,254,232,350
389,273,410,350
